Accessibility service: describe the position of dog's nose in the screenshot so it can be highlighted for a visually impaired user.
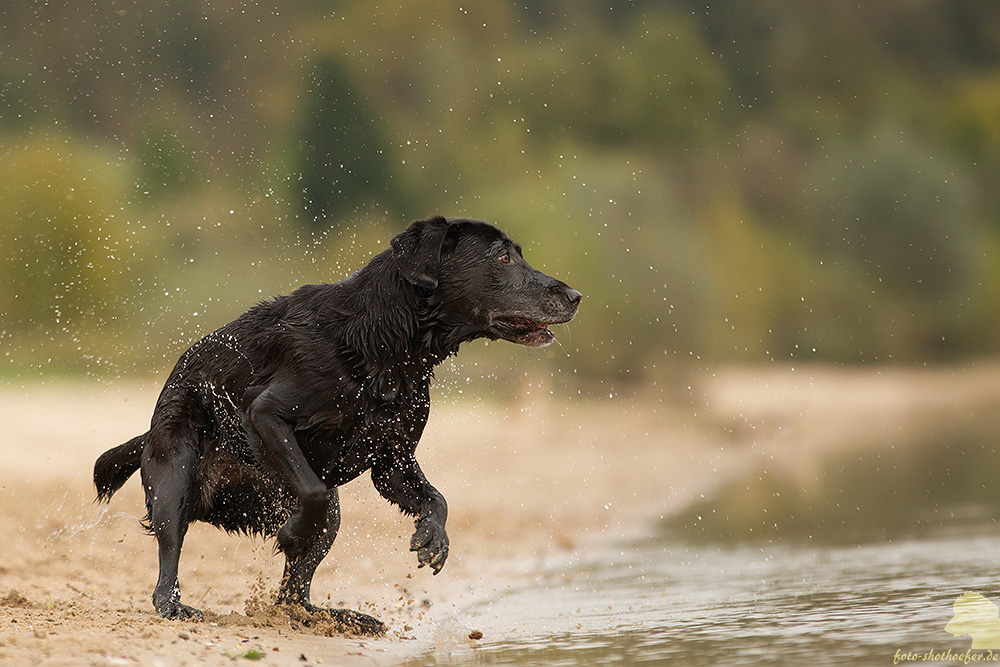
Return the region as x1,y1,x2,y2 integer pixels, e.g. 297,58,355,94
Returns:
564,288,582,307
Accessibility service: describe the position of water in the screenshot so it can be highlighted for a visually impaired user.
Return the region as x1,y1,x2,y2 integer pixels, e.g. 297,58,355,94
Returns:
406,425,1000,666
407,528,1000,666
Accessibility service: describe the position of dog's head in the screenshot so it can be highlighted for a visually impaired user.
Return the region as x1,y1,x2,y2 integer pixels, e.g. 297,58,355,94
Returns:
391,216,581,347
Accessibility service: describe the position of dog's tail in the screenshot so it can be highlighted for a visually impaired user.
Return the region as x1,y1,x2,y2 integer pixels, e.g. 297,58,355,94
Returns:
94,433,147,502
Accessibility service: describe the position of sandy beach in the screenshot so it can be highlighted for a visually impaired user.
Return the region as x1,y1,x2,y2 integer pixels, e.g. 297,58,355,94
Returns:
2,363,999,665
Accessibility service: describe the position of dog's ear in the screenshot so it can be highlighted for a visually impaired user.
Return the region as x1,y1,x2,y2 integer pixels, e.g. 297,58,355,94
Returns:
391,216,450,289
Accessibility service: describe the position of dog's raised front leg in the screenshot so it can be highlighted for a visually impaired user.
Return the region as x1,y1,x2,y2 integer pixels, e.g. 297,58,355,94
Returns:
372,451,449,574
246,386,329,560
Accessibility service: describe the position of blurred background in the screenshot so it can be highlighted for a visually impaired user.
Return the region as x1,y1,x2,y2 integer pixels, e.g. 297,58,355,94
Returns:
4,0,1000,387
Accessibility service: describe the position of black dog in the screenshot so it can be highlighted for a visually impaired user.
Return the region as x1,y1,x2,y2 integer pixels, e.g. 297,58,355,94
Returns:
94,217,580,634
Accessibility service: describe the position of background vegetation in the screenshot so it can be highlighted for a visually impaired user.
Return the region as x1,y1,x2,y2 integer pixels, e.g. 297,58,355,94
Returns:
3,1,1000,389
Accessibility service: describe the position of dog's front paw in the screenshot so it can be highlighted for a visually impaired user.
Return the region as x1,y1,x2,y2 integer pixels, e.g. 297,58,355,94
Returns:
410,515,449,574
303,604,387,636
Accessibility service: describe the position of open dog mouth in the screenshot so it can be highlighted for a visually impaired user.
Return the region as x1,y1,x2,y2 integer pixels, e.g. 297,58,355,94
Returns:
492,316,558,347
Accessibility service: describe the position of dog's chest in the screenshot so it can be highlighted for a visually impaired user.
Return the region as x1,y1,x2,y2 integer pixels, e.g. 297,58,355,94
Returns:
299,396,431,486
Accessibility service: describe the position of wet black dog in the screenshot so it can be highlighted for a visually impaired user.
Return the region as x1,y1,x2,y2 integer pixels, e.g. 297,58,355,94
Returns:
94,217,580,634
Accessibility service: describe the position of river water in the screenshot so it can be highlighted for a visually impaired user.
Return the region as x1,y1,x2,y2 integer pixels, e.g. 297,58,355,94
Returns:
404,421,1000,666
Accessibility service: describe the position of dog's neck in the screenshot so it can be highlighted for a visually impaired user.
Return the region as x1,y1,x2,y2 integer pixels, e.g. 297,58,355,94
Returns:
338,250,482,400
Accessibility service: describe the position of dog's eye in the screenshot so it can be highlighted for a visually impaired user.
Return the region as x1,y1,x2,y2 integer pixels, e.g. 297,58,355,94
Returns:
498,252,510,264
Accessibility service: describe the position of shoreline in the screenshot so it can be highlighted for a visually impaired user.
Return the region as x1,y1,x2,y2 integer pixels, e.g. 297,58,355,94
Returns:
3,363,1000,665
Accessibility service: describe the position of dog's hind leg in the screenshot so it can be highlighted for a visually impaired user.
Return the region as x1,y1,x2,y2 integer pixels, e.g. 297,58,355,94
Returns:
141,427,204,621
275,487,386,635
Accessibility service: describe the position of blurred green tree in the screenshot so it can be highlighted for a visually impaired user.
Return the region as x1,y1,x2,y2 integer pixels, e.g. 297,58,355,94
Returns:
0,137,141,341
4,0,1000,376
295,56,400,227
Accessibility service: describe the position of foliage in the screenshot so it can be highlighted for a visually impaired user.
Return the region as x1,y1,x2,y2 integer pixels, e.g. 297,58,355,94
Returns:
0,137,144,340
3,1,1000,381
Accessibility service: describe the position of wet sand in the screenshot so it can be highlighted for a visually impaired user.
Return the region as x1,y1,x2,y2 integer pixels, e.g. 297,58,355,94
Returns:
2,364,998,665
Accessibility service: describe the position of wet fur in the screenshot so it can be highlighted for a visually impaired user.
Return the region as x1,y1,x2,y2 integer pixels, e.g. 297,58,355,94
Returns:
93,216,580,633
